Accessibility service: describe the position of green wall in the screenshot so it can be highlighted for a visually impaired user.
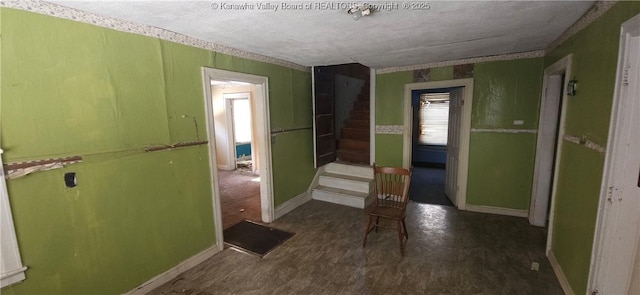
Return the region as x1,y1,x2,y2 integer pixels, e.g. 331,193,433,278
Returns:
374,71,412,167
544,2,640,294
0,8,314,295
466,59,543,209
375,58,543,210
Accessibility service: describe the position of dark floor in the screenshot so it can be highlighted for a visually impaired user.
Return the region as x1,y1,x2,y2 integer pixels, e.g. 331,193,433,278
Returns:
218,169,261,229
409,167,454,206
151,200,563,294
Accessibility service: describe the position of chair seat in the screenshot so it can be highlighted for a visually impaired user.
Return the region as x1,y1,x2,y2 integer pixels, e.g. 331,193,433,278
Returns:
364,205,405,220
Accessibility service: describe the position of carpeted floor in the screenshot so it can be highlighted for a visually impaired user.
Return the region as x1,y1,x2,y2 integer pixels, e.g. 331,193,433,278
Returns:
409,166,454,206
217,169,262,229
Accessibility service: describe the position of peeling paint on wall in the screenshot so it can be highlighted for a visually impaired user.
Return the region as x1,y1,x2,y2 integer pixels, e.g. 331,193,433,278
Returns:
563,134,606,153
453,64,474,79
413,68,430,82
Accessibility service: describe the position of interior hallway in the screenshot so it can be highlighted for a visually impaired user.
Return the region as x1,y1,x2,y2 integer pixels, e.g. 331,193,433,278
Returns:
151,200,562,294
218,169,261,229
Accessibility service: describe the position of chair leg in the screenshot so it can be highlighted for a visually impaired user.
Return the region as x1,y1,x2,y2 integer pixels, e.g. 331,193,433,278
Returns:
396,220,405,256
375,217,380,233
363,216,373,247
402,218,408,239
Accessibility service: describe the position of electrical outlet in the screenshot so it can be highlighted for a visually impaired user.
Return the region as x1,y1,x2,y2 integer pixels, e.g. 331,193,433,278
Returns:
531,262,540,271
64,172,77,188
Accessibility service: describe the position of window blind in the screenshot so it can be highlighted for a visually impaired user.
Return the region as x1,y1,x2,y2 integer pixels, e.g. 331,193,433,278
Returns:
418,93,449,146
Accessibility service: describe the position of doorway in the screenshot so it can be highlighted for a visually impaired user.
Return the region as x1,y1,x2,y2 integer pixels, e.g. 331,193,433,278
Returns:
312,63,371,167
213,90,260,230
201,68,274,250
403,79,473,210
224,92,255,173
409,89,458,206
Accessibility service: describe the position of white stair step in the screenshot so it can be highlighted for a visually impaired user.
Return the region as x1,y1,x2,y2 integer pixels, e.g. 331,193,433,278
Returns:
319,173,373,193
312,186,374,209
324,162,373,179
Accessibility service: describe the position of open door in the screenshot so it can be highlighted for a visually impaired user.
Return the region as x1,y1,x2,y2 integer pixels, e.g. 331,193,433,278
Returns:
313,67,337,168
444,87,463,206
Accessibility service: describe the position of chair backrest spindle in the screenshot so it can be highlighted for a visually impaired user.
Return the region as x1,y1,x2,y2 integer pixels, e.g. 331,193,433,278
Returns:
372,163,411,210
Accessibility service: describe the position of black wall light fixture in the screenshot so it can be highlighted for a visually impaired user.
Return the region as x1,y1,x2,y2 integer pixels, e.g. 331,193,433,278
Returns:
567,79,578,96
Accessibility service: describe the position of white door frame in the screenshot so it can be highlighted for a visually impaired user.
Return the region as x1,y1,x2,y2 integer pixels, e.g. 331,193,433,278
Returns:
588,14,640,294
370,68,376,165
530,55,573,227
403,78,473,210
541,55,572,256
223,92,253,171
311,67,318,168
0,149,27,287
201,68,274,250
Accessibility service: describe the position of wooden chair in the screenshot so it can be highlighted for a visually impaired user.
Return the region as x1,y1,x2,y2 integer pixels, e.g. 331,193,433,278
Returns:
362,164,412,255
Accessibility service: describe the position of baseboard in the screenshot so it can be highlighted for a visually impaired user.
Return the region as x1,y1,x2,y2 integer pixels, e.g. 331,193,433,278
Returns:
548,250,575,295
272,166,322,220
465,204,528,218
306,165,325,195
217,164,231,170
123,245,220,295
275,191,311,219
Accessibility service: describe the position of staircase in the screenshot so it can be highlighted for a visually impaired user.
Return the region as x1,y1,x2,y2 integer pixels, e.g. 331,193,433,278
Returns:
337,82,370,164
311,162,375,209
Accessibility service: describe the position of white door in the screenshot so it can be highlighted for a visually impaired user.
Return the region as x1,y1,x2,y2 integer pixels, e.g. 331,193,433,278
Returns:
530,74,564,227
590,14,640,295
444,88,463,206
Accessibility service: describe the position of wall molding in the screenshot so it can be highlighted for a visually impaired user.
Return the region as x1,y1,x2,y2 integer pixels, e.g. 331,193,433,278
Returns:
545,1,617,53
377,1,616,74
465,204,528,218
0,1,309,72
375,125,404,135
2,1,614,75
563,134,606,153
548,250,576,295
377,50,544,74
274,191,311,219
123,245,220,295
471,128,538,134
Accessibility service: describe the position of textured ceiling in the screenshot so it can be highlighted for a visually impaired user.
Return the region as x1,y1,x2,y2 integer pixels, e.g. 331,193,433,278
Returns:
49,1,595,69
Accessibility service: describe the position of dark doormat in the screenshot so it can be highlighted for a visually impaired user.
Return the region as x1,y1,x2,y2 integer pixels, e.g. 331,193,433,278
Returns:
223,220,294,257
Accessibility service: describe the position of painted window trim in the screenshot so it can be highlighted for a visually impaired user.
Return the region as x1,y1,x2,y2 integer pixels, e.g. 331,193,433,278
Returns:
0,149,28,287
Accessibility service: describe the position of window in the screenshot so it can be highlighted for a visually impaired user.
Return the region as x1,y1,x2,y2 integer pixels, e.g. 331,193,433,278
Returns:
232,98,252,143
417,93,449,146
1,149,27,287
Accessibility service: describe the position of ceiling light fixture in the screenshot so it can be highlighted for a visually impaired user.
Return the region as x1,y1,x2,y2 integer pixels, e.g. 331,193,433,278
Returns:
347,3,372,21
